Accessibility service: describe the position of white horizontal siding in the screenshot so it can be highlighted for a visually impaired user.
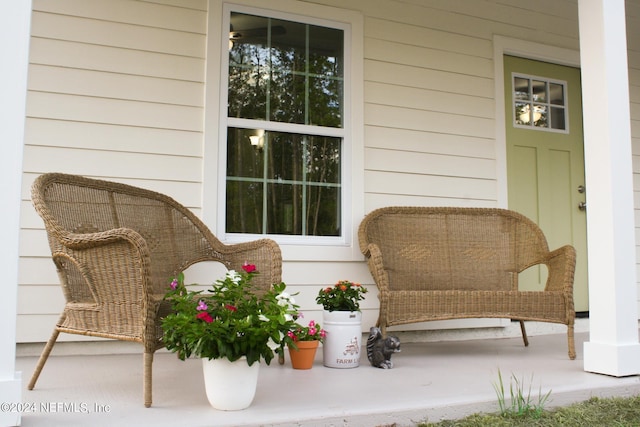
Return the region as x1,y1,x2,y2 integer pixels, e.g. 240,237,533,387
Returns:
29,38,205,82
18,285,64,314
365,193,497,211
347,0,582,218
19,231,51,258
17,315,111,343
30,11,205,57
357,0,534,218
364,127,495,159
26,93,203,131
33,0,207,33
18,0,640,344
28,65,204,107
365,39,494,78
365,149,495,180
365,81,494,119
365,60,493,98
365,104,495,138
365,170,497,201
24,119,203,157
20,0,208,343
22,145,202,182
364,16,493,58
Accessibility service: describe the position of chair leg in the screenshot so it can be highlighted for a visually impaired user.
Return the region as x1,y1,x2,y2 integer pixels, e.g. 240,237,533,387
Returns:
567,323,576,360
144,352,153,408
519,320,529,347
28,328,61,390
278,345,285,365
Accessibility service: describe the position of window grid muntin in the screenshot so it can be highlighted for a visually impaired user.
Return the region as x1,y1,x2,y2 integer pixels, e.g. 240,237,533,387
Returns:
228,12,344,128
225,125,342,236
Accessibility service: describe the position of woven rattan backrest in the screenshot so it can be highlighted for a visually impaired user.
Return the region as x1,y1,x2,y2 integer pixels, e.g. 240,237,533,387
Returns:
359,207,550,291
31,173,224,296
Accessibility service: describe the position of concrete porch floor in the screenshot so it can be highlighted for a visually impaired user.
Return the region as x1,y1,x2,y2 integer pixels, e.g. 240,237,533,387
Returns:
15,328,640,427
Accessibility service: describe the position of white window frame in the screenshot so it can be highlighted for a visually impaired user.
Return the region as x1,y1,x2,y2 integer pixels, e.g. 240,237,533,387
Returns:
203,1,364,261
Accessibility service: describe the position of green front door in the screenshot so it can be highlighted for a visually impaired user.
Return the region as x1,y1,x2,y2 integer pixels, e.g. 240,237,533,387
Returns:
504,55,588,313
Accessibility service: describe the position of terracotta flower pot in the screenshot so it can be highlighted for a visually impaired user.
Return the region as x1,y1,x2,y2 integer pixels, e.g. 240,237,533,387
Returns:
288,340,319,370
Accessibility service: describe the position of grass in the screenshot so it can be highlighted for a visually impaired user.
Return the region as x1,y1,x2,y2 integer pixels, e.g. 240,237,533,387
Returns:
419,394,640,426
492,370,551,418
417,370,640,426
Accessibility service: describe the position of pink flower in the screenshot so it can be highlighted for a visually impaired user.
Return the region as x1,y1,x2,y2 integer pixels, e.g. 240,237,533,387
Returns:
320,330,326,338
196,312,213,323
308,320,315,328
242,263,257,273
196,300,207,311
309,327,316,336
225,304,237,312
170,278,178,290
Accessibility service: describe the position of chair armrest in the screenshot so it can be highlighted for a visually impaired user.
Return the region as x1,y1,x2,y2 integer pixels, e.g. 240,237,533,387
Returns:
214,239,283,289
53,227,153,306
543,245,576,293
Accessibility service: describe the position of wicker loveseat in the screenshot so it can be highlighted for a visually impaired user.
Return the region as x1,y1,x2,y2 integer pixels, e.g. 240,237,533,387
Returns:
28,173,282,407
358,207,576,359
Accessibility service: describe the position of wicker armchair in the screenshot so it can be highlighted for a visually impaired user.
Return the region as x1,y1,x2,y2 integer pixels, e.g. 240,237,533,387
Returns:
358,207,576,359
27,173,282,407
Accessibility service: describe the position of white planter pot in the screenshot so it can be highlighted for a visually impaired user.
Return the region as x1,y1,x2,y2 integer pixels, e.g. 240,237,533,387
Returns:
202,356,260,410
322,310,362,368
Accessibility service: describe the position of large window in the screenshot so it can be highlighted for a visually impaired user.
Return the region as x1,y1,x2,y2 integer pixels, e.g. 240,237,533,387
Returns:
224,9,345,239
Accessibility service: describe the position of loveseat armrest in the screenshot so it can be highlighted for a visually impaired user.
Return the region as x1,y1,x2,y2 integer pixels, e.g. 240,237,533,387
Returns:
365,243,390,292
364,242,392,331
543,245,577,294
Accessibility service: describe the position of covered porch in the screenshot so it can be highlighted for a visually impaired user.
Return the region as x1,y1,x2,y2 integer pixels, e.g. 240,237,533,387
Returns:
3,1,640,425
15,323,640,427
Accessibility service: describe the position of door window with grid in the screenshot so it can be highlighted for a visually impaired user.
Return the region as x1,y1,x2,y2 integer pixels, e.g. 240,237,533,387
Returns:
512,73,568,133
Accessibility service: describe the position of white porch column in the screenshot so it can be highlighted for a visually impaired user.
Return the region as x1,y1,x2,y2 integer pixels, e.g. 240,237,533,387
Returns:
0,2,31,426
578,0,640,376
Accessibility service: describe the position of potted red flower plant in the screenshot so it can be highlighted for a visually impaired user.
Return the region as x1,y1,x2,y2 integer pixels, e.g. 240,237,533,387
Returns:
285,318,326,370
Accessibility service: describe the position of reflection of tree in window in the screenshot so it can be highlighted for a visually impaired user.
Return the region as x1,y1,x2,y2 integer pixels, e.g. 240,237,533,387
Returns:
226,11,344,237
513,74,566,131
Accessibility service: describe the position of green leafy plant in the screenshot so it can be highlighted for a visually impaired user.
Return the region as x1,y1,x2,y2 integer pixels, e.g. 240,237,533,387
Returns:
492,369,552,418
316,280,368,312
162,263,299,366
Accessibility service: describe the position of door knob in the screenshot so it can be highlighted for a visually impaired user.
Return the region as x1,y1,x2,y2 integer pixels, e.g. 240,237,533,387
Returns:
578,201,586,211
577,185,585,193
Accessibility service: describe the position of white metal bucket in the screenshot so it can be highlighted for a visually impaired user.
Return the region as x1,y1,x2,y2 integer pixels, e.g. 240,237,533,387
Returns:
322,310,362,368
